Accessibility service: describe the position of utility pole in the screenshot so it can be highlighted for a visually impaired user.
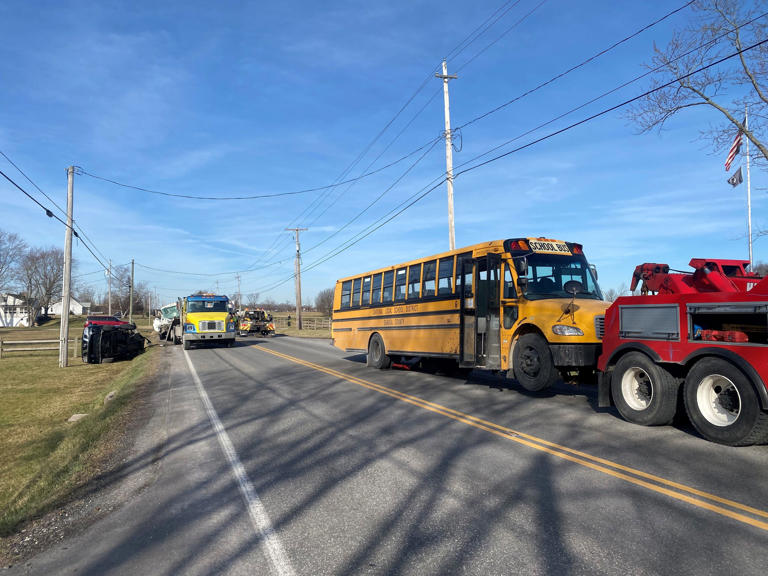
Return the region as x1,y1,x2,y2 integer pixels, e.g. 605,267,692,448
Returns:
129,259,134,324
107,259,112,316
236,274,241,311
286,228,307,330
436,59,457,251
746,104,753,269
59,166,75,368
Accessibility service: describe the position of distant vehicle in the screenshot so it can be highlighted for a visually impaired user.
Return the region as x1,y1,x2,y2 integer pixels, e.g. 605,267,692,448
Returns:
238,309,275,337
84,315,130,327
178,294,236,350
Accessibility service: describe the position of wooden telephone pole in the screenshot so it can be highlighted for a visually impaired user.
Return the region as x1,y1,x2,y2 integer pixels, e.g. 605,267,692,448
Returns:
286,228,307,329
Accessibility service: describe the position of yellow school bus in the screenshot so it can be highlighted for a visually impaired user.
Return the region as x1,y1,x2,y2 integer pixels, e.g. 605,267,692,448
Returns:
331,238,610,390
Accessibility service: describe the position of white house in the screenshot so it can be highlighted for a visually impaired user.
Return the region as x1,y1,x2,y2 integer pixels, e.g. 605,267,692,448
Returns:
50,297,91,316
0,293,29,327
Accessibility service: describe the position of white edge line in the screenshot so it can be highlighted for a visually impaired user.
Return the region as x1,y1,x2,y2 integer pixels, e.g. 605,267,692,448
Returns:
183,349,296,576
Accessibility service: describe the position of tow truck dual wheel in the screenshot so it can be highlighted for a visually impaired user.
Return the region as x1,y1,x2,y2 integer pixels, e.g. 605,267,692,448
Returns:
512,333,559,392
684,358,768,446
611,352,679,426
367,333,391,370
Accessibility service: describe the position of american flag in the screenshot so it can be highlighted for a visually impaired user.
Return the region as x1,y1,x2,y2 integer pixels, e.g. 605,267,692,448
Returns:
725,124,743,171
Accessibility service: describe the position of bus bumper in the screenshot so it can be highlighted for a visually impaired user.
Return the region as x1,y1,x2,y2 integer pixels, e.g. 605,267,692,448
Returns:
184,333,235,342
550,343,600,367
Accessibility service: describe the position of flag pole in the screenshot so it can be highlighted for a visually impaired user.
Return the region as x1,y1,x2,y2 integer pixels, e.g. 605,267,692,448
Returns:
746,103,753,268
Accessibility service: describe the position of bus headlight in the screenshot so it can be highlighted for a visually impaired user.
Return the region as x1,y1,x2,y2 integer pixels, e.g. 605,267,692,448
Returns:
552,324,583,336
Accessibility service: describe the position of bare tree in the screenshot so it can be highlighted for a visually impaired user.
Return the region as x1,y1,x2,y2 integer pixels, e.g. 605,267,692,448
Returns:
0,229,26,293
314,288,334,316
15,247,67,321
33,248,66,314
602,282,629,302
626,0,768,167
245,292,260,308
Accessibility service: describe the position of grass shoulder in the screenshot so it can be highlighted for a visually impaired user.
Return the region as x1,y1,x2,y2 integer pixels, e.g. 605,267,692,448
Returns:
0,322,158,541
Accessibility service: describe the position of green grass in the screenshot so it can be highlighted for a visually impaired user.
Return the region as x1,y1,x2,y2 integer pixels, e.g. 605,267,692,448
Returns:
0,325,157,536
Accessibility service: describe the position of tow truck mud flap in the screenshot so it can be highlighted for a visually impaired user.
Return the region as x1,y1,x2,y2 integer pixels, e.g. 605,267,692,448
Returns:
597,371,611,408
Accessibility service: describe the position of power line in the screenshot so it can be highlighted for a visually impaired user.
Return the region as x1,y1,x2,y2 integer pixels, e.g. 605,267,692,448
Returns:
455,37,768,177
253,36,768,294
0,167,121,280
454,0,550,74
77,138,440,202
456,0,697,131
241,1,546,270
270,0,696,263
0,155,113,266
445,0,524,62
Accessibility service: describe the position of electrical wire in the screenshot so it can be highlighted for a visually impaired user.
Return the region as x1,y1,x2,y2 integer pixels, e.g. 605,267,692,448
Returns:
252,36,768,294
456,0,698,131
455,37,768,177
0,167,122,281
264,0,698,268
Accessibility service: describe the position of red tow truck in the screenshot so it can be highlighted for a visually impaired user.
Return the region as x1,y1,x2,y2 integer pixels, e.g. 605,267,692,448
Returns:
597,258,768,446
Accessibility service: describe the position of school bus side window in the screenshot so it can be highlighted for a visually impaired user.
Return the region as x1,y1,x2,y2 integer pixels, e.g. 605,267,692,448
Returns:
438,256,454,295
458,253,473,296
422,260,436,298
341,281,352,309
371,273,382,305
361,276,371,306
408,264,422,299
504,264,517,298
394,268,407,301
383,270,394,303
352,278,362,308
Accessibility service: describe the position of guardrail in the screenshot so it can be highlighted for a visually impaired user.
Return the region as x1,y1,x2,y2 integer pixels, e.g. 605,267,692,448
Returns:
0,338,81,359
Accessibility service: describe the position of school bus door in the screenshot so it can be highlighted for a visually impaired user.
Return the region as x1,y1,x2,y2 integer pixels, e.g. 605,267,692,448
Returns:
460,253,501,369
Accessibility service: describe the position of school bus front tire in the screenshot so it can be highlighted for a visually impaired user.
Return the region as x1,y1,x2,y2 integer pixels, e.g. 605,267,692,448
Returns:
512,333,559,392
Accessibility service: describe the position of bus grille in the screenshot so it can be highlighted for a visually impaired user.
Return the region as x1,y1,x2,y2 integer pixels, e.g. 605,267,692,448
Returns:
199,320,224,332
594,315,605,340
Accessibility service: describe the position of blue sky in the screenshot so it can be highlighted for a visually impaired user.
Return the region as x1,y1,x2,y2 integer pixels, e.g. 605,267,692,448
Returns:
1,0,764,306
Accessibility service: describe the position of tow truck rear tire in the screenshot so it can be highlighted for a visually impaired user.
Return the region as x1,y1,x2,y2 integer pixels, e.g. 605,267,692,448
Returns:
367,333,391,370
684,358,768,446
512,333,559,392
611,352,679,426
183,340,191,350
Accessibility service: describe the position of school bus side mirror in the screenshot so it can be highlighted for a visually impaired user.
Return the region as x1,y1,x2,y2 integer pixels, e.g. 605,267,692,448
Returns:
590,264,598,281
515,257,528,276
517,276,528,291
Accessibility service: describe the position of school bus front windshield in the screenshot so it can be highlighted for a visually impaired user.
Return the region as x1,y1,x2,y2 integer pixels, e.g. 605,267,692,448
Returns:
520,253,603,301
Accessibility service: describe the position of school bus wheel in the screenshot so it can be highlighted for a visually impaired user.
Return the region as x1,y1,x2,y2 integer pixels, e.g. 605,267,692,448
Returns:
512,333,559,391
367,333,391,370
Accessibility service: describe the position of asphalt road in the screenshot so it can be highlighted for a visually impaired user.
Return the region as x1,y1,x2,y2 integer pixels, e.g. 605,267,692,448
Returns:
10,336,768,575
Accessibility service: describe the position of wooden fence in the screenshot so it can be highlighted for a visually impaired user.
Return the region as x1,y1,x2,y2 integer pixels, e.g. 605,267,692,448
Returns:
0,338,81,359
272,316,331,330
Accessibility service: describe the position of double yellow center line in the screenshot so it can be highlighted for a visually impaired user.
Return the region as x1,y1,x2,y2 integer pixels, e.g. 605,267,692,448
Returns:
257,346,768,532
